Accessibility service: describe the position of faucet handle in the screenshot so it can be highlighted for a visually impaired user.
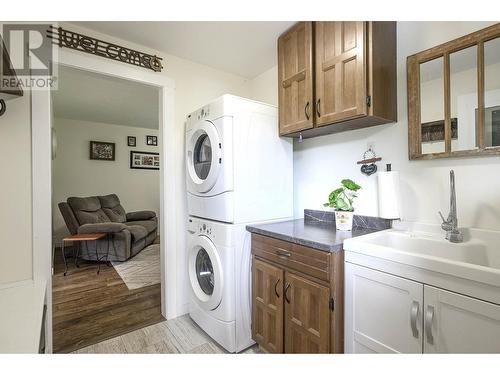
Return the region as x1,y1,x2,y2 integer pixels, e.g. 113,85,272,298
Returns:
438,211,447,223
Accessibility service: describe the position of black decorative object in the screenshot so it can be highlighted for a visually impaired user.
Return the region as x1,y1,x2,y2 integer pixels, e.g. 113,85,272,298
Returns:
146,135,158,146
130,151,159,170
127,136,136,147
47,26,163,72
90,141,115,161
0,99,5,116
357,147,381,176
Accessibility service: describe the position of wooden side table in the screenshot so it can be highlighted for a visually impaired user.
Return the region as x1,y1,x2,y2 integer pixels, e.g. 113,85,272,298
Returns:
61,233,111,276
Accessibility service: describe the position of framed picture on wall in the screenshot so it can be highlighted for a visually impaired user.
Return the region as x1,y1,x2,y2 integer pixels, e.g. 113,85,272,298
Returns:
146,135,158,146
127,136,136,147
130,151,159,170
90,141,115,161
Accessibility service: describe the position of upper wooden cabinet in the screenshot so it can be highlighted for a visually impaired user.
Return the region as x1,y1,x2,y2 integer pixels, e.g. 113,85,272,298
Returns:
278,21,397,138
278,22,314,135
315,21,367,126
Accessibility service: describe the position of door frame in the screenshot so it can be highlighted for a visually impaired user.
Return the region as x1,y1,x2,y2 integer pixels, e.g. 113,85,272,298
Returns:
31,47,178,353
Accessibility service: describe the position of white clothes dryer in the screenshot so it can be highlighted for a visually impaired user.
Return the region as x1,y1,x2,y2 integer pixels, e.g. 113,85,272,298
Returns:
186,95,293,223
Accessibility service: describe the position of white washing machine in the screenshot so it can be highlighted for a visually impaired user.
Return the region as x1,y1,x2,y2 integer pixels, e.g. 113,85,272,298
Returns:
186,94,293,223
187,216,253,353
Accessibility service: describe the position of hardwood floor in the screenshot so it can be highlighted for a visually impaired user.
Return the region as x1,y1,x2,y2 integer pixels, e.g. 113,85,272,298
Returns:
73,315,262,354
52,245,164,353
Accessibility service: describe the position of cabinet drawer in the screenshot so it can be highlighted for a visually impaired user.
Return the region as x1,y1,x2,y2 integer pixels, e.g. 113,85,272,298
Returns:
251,234,331,281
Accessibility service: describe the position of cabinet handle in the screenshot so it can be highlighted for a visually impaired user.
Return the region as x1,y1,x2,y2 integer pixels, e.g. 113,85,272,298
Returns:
425,305,435,345
410,301,419,339
275,249,291,258
284,282,291,304
274,279,281,298
316,99,321,117
304,101,310,120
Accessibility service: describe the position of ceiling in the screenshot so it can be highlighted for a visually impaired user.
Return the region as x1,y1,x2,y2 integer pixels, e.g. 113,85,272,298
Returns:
53,65,159,129
73,22,295,78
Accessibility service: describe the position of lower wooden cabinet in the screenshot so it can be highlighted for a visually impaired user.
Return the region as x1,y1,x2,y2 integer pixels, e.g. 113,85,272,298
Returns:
252,258,284,353
251,234,343,353
284,272,330,353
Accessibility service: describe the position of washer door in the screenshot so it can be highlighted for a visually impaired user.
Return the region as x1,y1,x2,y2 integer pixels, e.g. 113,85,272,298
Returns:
186,120,221,194
188,235,223,310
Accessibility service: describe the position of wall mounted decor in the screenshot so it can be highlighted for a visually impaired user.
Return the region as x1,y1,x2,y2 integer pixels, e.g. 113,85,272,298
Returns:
47,26,163,72
130,151,159,170
0,36,23,117
90,141,115,161
357,147,382,176
127,136,136,147
146,135,158,146
407,23,500,160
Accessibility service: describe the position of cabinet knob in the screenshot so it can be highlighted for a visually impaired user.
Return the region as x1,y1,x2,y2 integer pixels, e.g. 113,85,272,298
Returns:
316,99,321,117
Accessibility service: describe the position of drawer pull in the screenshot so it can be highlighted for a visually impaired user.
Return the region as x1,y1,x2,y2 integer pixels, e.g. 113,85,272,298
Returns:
410,301,419,339
275,249,292,258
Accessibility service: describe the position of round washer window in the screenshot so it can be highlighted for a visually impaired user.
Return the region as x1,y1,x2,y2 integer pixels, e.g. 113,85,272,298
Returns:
193,133,212,180
195,247,214,296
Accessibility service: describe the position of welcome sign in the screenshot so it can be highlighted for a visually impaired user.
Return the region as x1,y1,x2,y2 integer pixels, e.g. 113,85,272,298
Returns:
47,26,163,72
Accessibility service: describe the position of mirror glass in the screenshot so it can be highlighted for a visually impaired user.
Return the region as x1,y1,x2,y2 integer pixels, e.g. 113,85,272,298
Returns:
420,57,445,154
450,45,478,152
484,37,500,148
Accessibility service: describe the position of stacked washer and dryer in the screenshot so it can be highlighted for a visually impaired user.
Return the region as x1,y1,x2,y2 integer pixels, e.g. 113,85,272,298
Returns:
186,95,293,352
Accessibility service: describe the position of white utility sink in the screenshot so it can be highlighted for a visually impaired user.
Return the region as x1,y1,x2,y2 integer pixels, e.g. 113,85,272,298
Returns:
344,222,500,289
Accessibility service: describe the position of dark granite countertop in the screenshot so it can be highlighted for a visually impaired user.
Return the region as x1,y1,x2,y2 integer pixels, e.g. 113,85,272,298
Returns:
246,209,391,253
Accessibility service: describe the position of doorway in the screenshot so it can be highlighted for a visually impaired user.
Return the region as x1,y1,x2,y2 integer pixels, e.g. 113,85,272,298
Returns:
31,49,178,353
50,66,163,352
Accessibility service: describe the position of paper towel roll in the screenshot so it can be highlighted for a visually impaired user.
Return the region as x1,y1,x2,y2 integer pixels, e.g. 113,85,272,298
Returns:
378,171,400,219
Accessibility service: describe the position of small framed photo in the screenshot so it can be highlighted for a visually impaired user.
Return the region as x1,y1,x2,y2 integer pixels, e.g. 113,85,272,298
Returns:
127,136,136,147
90,141,115,161
146,135,158,146
130,151,159,170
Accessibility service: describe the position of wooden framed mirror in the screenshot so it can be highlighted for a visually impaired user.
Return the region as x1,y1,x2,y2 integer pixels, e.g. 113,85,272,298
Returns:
407,23,500,160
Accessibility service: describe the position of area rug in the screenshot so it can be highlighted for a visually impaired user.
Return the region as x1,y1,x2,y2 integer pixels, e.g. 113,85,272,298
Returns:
112,244,160,290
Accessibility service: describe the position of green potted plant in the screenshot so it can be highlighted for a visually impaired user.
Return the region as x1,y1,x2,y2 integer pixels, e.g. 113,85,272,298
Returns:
323,179,362,231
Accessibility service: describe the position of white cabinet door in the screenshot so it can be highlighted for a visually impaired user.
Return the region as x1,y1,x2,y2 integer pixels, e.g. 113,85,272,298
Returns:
424,286,500,353
345,263,423,353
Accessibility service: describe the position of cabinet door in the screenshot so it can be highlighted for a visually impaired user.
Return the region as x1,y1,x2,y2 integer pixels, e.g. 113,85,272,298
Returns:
284,272,330,353
424,286,500,353
315,21,367,126
252,257,284,353
345,263,423,353
278,22,314,135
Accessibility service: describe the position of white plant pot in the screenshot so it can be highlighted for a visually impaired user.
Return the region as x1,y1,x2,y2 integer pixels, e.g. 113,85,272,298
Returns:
335,211,354,231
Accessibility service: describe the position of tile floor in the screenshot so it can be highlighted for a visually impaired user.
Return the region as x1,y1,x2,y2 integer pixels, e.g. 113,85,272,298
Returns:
72,314,261,354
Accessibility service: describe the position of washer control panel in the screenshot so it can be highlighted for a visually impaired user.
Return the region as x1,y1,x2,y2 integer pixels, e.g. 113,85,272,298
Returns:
188,217,216,240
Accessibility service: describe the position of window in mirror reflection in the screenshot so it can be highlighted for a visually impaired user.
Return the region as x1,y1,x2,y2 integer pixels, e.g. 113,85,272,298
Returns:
420,57,445,154
450,45,478,152
484,37,500,147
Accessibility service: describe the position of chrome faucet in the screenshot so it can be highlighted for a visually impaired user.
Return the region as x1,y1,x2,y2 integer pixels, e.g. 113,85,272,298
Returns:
438,170,463,243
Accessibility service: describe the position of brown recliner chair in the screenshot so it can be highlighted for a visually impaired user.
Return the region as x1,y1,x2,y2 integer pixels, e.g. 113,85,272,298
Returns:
58,194,157,261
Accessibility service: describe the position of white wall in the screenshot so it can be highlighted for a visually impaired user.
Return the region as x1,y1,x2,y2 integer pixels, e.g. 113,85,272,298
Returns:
0,92,33,284
248,21,500,231
52,118,160,240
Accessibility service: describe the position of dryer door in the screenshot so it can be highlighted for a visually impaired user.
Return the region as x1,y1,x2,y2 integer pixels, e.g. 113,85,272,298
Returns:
188,235,224,310
186,120,222,194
